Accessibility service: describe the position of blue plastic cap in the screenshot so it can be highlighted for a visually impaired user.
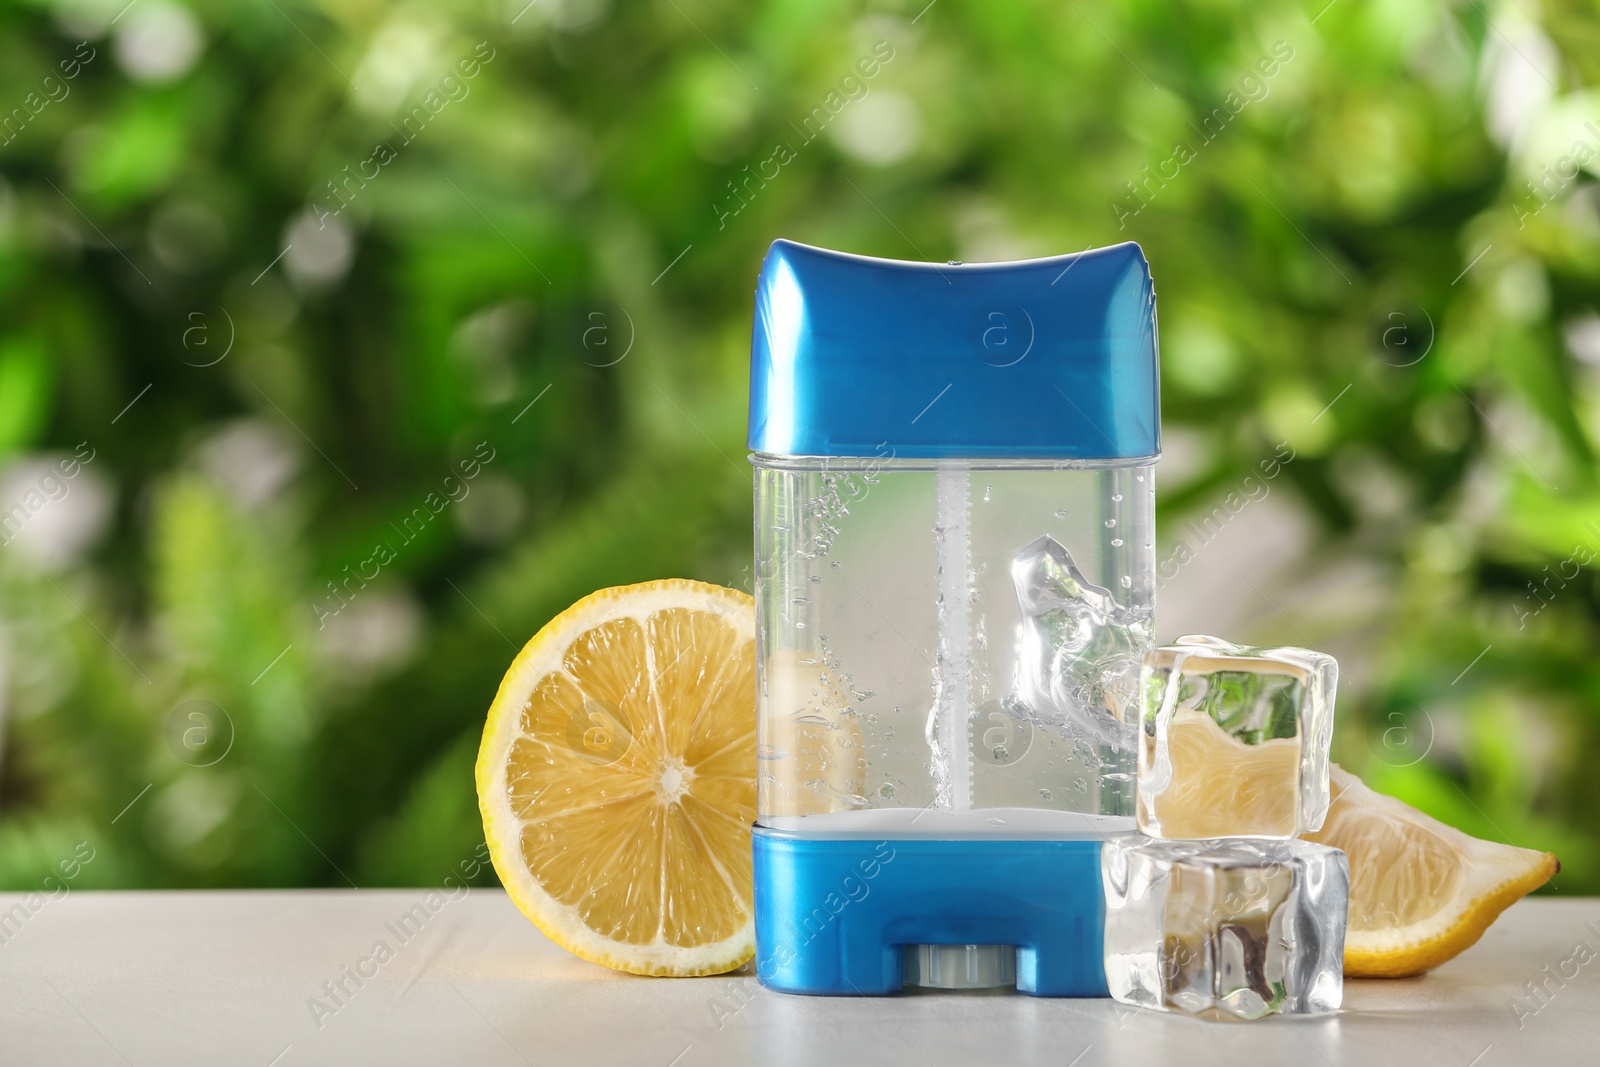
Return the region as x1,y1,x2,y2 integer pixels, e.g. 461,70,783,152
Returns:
748,239,1160,460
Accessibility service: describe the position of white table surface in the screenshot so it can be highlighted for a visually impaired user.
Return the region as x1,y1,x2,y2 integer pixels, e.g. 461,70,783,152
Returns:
1,890,1594,1065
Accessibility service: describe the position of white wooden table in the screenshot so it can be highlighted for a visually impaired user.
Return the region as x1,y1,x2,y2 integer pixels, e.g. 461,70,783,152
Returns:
1,890,1593,1065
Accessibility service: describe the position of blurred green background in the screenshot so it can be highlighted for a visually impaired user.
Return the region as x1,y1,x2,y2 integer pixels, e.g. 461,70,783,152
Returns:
1,0,1596,895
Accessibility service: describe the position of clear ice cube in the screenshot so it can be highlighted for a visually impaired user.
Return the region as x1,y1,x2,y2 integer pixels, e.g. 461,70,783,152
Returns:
1011,535,1153,751
1138,635,1337,839
1101,834,1348,1020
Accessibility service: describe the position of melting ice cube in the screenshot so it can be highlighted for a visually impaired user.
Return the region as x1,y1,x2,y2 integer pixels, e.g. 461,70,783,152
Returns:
1138,635,1338,838
1101,834,1349,1019
1012,535,1152,751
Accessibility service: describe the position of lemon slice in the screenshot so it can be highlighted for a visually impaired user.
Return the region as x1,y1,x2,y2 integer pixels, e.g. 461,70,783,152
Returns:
1140,708,1304,838
759,649,867,817
1304,765,1558,978
476,580,756,976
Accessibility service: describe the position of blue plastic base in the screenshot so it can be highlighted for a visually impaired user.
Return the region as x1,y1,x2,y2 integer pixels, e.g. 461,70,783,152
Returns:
752,827,1108,997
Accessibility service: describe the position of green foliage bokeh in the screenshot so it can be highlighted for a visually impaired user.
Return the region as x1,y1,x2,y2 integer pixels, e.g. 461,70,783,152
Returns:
1,0,1597,895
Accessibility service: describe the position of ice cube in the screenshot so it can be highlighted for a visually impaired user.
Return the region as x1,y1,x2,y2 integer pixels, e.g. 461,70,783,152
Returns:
1011,535,1153,751
1138,635,1337,839
1101,834,1348,1020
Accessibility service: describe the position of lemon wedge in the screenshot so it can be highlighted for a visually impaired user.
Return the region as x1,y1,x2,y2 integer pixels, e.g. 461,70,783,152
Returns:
1305,764,1558,977
476,580,756,976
